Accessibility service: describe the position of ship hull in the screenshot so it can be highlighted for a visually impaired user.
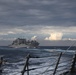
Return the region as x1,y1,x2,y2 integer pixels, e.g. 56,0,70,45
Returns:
9,44,38,48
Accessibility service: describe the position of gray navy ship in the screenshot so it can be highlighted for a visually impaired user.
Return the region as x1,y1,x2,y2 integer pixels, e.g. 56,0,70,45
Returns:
9,38,39,48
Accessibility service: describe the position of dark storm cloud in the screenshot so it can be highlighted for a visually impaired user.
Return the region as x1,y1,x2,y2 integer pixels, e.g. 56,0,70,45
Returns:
0,0,76,27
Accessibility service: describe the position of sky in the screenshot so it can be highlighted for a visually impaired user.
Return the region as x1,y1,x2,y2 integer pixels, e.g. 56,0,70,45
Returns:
0,0,76,46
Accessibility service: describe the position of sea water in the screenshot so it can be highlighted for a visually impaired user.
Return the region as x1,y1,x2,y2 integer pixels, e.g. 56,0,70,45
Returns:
0,46,75,75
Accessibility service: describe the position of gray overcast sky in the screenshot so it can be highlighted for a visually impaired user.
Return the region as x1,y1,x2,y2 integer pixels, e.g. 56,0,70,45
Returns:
0,0,76,46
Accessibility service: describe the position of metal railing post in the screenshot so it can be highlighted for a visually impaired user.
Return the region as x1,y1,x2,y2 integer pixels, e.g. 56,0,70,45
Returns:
27,59,29,75
21,54,30,75
53,52,62,75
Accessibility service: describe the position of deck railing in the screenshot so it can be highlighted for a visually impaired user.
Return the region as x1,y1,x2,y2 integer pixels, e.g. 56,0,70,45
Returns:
21,51,76,75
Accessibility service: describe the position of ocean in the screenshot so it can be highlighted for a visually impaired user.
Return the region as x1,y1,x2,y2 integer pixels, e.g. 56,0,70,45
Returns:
0,46,75,75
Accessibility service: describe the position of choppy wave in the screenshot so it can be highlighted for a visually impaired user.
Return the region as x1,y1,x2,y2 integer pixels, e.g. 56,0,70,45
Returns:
0,46,75,75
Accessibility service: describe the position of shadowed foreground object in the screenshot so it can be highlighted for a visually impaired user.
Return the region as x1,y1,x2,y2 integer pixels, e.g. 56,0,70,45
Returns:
0,57,4,73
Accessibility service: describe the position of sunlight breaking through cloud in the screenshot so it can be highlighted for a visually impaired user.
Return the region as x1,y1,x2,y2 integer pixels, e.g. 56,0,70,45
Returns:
45,32,63,40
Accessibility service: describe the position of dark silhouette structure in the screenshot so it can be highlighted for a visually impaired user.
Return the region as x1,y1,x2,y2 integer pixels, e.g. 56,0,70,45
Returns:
0,57,3,73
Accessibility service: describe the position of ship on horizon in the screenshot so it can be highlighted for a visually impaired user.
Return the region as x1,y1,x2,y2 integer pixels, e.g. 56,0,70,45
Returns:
9,38,39,48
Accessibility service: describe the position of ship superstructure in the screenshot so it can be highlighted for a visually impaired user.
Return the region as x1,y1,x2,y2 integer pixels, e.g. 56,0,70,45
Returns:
9,38,39,48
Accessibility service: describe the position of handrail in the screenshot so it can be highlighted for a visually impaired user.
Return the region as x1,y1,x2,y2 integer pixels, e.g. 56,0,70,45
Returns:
21,51,76,75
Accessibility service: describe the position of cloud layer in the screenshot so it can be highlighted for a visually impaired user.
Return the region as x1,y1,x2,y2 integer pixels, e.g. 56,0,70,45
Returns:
0,26,76,41
0,0,76,45
0,0,76,27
